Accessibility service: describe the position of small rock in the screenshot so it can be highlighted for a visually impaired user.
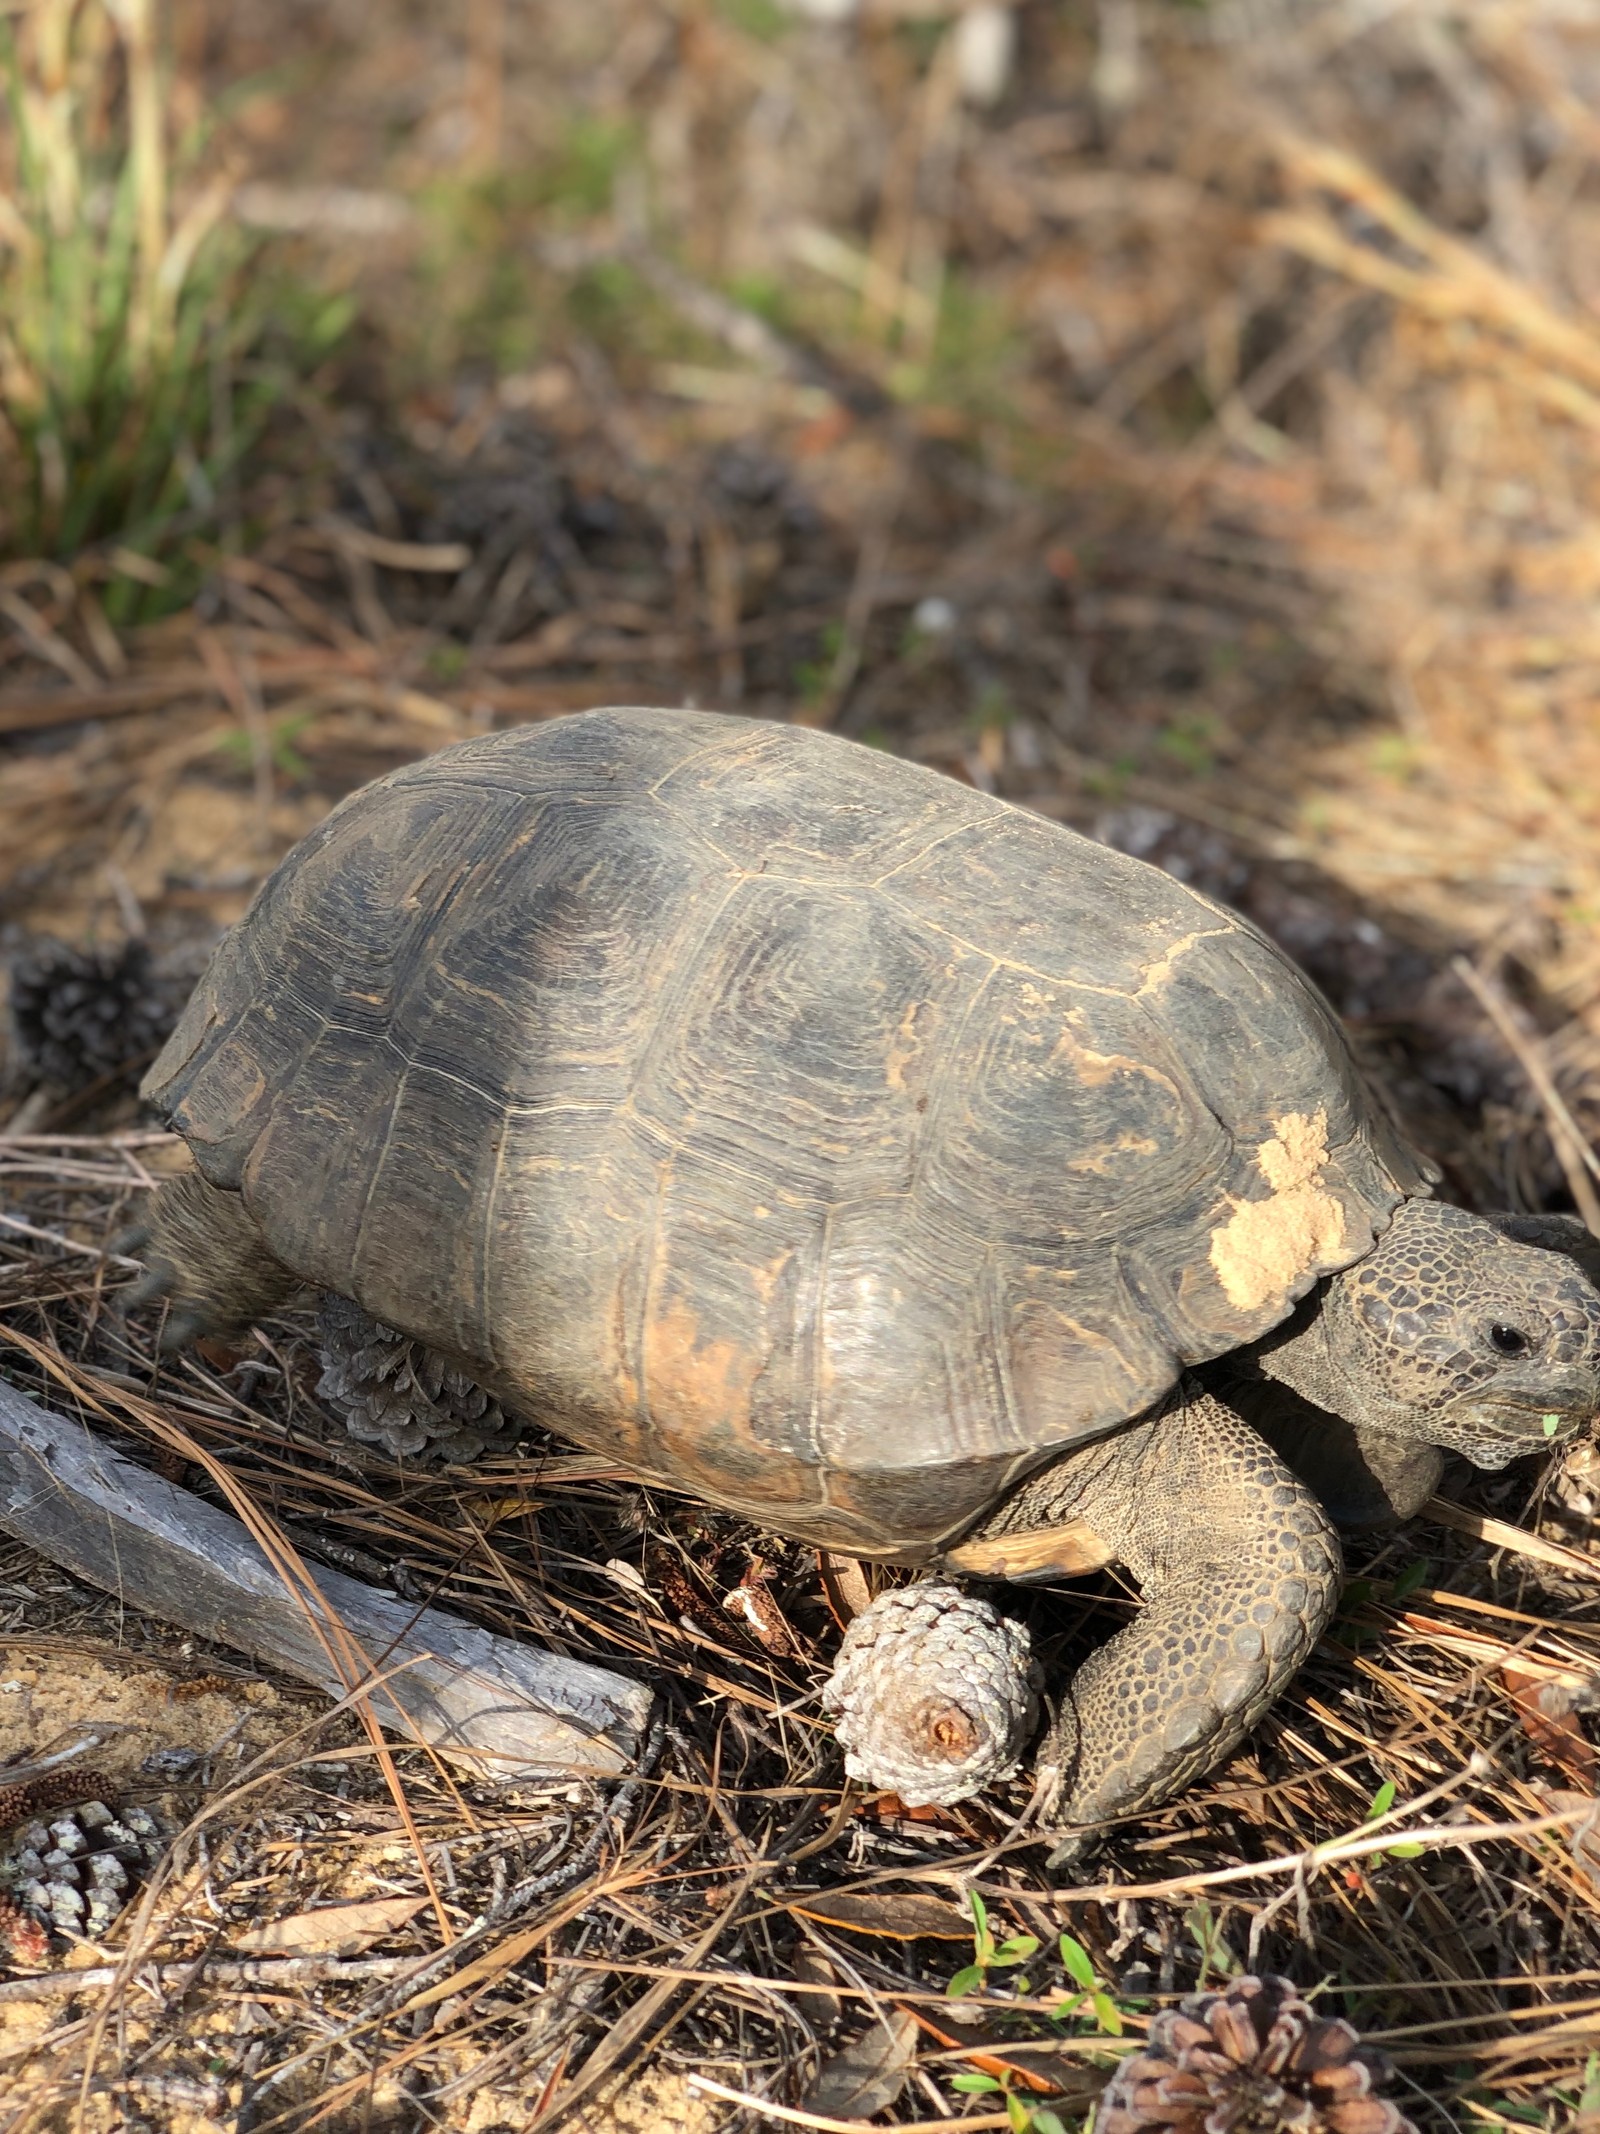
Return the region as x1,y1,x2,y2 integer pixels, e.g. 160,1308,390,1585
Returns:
141,1747,202,1783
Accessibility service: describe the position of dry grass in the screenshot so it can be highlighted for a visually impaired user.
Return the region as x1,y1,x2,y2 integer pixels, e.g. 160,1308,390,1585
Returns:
6,1131,1600,2132
4,0,1600,2128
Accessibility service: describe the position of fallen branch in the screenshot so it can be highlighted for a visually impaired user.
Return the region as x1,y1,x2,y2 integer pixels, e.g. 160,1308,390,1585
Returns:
0,1378,654,1781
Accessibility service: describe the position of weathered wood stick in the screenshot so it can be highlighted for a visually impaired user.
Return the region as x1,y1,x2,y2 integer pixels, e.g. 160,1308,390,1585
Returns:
0,1377,654,1779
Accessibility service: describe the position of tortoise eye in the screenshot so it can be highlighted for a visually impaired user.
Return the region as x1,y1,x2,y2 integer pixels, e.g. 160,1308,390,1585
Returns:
1489,1323,1531,1358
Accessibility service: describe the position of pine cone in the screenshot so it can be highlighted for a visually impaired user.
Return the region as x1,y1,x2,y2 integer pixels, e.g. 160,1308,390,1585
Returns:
0,1800,168,1947
1096,1974,1416,2134
7,935,178,1091
0,1769,114,1830
315,1294,526,1462
823,1580,1040,1808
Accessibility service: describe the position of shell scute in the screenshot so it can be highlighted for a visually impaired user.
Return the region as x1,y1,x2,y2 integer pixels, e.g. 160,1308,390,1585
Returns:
650,718,969,879
629,876,985,1207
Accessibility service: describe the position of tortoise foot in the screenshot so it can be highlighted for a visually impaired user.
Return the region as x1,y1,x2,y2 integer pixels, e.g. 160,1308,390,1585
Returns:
823,1581,1041,1808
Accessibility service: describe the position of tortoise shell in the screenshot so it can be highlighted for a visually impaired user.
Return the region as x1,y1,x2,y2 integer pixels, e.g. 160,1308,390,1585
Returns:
144,707,1433,1559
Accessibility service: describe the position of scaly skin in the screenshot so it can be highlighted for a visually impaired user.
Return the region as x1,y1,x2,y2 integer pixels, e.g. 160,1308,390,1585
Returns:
888,1202,1600,1844
987,1389,1341,1833
122,1168,299,1347
1218,1394,1445,1530
1252,1201,1600,1469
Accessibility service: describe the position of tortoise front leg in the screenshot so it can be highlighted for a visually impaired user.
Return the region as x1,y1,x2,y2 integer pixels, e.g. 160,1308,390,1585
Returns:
124,1168,300,1346
1037,1389,1341,1845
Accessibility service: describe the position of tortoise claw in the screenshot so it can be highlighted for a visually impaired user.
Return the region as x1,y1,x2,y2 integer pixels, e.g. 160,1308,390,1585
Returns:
1033,1703,1100,1875
155,1307,212,1354
1043,1829,1095,1877
115,1251,208,1353
113,1170,299,1345
118,1264,169,1315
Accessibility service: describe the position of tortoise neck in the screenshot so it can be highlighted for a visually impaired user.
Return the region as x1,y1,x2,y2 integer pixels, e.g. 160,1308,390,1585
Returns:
1249,1286,1350,1419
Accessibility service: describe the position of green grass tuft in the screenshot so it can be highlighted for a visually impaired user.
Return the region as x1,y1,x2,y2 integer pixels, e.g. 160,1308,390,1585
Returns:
0,0,345,610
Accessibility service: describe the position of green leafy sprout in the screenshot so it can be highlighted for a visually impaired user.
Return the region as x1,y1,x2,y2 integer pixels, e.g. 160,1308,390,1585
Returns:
965,682,1016,736
1390,1557,1432,1602
791,620,846,709
947,1899,1125,2030
946,1913,1127,2130
212,709,316,784
1053,1930,1126,2038
1336,1559,1434,1649
1333,1575,1379,1650
1156,711,1223,777
950,2068,1070,2134
946,1890,1039,2000
1461,2081,1597,2131
1362,1779,1426,1861
1185,1897,1238,1986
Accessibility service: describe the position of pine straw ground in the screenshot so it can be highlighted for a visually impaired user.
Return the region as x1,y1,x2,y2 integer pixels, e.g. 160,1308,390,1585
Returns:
6,1,1600,2130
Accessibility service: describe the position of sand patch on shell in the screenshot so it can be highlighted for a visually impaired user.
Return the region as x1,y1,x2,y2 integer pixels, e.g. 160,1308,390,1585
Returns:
1209,1109,1347,1315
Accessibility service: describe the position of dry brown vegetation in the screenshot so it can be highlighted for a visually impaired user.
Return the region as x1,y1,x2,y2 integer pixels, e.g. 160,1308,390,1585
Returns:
6,1,1600,2129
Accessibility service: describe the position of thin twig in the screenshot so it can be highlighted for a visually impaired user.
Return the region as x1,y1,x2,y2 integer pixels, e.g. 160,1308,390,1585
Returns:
0,1133,178,1149
0,1212,144,1270
685,2076,1012,2132
1044,1803,1593,1907
0,1954,416,2008
1423,1495,1600,1580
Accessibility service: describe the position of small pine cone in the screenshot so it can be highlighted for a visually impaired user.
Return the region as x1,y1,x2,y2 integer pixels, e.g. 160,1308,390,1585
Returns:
823,1581,1040,1808
315,1294,525,1462
0,1800,168,1951
1096,1974,1416,2134
0,1769,114,1830
7,935,178,1091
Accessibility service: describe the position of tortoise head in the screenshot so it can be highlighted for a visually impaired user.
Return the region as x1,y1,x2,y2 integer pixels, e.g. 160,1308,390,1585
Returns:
1269,1200,1600,1467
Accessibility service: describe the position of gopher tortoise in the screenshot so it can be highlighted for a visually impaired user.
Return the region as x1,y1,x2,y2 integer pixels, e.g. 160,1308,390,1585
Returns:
133,706,1600,1843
